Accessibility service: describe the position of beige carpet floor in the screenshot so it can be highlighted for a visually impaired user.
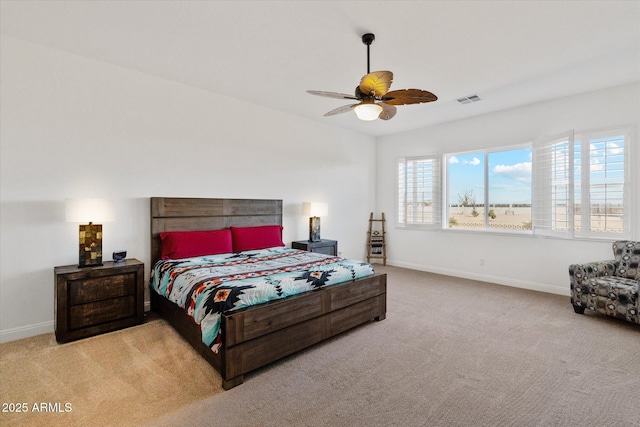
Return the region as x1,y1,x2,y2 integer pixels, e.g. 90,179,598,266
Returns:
0,316,222,427
2,265,639,426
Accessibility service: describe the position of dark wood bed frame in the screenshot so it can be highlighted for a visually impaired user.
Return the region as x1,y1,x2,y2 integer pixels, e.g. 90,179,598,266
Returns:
150,197,387,390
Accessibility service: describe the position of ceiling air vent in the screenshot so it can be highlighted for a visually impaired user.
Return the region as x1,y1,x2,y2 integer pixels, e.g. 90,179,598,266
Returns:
457,95,482,104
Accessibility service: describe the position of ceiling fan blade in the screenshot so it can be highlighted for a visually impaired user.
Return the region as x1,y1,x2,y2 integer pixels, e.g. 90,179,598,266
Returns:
382,89,438,105
359,71,393,97
323,103,358,117
378,103,397,120
307,90,359,100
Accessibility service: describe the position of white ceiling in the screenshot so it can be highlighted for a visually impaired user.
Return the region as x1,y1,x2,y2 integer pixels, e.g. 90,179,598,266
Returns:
1,1,639,137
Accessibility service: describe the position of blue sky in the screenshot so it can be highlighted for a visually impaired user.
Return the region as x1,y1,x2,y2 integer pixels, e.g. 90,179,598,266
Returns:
448,147,532,206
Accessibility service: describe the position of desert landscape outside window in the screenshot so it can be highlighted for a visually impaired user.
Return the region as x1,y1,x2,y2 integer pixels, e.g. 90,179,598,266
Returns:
447,147,532,231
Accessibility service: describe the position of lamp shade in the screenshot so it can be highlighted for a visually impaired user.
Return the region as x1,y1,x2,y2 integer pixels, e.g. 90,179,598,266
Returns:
354,103,382,121
302,202,328,217
65,199,115,223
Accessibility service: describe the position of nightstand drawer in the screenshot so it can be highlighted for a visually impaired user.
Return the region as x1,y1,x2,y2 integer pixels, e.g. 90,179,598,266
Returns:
55,259,144,343
69,295,136,329
69,273,135,304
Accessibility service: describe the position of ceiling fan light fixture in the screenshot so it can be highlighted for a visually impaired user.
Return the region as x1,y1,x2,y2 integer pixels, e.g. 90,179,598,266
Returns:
354,102,383,121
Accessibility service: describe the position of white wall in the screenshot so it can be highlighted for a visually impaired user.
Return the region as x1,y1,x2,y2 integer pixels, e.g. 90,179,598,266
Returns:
2,34,638,343
0,36,377,342
377,82,640,295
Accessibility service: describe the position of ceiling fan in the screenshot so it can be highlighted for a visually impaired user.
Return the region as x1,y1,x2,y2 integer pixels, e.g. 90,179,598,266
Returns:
307,33,438,121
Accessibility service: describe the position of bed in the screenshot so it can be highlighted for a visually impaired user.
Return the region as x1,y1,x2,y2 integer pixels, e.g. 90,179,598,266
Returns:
149,197,387,390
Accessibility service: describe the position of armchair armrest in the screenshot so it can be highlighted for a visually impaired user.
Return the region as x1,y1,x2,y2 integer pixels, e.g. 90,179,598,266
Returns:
569,260,618,287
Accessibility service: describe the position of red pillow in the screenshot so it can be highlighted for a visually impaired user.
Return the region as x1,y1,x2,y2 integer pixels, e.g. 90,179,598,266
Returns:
231,225,284,252
160,229,233,259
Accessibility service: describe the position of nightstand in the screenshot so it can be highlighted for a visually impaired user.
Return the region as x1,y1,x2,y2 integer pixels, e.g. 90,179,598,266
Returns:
291,239,338,256
54,259,144,343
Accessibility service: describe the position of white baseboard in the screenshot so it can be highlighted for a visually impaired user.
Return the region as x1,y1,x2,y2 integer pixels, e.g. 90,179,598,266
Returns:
0,320,54,344
0,266,567,344
386,259,570,296
1,302,152,344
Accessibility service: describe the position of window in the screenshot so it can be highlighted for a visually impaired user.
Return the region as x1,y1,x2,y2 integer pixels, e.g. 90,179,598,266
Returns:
447,152,485,229
533,132,574,237
446,146,532,231
397,156,441,228
574,128,629,237
488,148,533,231
532,127,630,238
397,125,631,239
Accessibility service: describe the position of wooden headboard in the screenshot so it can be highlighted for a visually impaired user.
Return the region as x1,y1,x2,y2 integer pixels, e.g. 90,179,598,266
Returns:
150,197,283,267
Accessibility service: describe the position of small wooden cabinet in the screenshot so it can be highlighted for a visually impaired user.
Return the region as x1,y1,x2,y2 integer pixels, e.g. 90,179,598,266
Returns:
55,259,144,343
291,239,338,256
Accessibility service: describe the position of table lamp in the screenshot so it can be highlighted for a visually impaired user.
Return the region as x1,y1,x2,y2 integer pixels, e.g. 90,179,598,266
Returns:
302,202,328,242
65,198,115,267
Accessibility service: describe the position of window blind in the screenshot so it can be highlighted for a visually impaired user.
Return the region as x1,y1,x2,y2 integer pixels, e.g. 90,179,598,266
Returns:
533,131,574,237
397,156,441,228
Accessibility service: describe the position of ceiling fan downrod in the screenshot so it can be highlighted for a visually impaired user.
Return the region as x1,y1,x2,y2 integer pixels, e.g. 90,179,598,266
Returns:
362,33,375,74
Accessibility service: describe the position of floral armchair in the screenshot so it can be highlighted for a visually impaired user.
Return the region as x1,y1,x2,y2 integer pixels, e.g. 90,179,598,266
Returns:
569,241,639,324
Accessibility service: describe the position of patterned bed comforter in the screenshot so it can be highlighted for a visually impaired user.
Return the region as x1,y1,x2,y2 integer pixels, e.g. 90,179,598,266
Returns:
150,247,375,352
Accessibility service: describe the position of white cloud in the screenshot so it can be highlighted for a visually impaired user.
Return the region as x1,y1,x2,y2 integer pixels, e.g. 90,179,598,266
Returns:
449,155,481,166
607,142,623,155
590,142,623,156
493,161,532,182
467,157,481,166
449,156,480,165
590,158,603,171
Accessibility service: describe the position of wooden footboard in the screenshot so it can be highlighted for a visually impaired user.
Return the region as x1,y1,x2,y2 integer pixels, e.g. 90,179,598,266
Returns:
151,272,386,390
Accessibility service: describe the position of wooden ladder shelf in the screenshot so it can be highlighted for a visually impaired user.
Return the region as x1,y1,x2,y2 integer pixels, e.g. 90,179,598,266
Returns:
367,212,386,265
